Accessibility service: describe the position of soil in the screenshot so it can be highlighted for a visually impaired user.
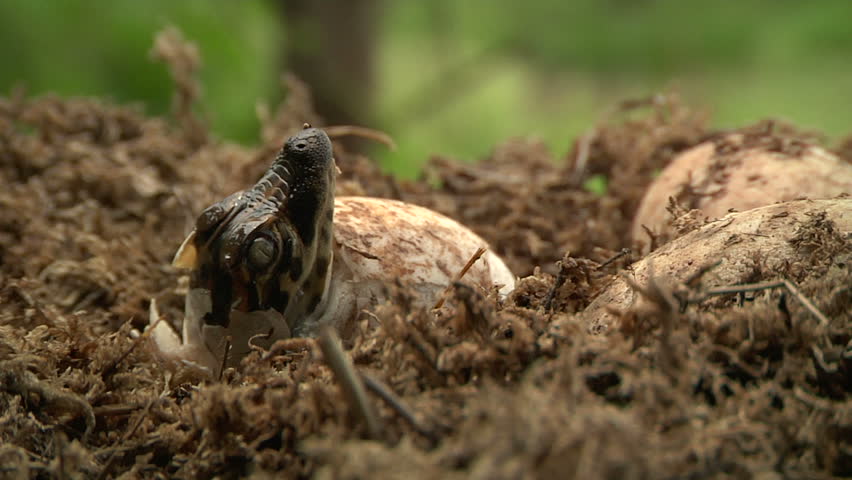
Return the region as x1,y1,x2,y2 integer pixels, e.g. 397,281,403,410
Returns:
0,31,850,479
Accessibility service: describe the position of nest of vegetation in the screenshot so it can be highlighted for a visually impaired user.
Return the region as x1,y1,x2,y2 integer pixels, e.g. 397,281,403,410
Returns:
1,29,850,479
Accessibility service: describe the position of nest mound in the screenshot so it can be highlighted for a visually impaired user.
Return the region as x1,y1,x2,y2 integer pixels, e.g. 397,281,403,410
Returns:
1,33,850,479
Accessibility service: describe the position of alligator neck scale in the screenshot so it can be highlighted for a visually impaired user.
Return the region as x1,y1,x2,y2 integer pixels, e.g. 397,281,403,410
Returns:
173,125,336,337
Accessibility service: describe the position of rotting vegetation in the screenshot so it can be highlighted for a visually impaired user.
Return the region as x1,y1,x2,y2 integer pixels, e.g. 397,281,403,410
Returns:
0,30,850,479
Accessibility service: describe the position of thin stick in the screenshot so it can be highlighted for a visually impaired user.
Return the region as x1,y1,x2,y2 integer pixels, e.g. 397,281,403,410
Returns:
433,247,487,310
317,326,382,440
260,338,315,362
170,428,206,477
96,398,156,480
56,432,67,480
248,327,275,350
543,260,567,313
641,225,658,253
92,404,142,417
360,372,439,444
324,125,397,151
690,279,829,326
570,129,596,185
699,280,787,297
102,316,161,378
218,337,232,382
778,279,830,327
285,347,314,404
597,248,631,271
403,331,442,379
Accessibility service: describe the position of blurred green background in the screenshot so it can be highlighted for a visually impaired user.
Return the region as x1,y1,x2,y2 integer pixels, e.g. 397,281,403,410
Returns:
2,1,851,177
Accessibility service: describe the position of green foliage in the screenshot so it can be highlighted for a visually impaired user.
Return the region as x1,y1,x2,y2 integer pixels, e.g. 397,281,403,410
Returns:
378,0,852,176
0,1,280,144
2,0,850,177
583,174,608,196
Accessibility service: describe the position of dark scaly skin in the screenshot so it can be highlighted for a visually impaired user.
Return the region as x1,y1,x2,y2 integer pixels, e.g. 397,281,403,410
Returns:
188,125,336,333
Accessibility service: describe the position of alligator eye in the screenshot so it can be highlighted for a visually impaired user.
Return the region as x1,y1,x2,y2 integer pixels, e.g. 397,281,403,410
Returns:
246,235,277,272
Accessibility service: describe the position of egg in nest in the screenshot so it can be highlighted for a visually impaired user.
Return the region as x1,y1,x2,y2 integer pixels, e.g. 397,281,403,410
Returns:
148,126,515,376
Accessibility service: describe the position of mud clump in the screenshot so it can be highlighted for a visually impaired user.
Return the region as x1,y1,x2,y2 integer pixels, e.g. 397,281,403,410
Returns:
1,33,850,479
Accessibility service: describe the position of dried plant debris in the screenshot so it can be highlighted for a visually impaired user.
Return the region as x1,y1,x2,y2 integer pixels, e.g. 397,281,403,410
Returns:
400,93,708,277
150,26,208,147
1,29,850,479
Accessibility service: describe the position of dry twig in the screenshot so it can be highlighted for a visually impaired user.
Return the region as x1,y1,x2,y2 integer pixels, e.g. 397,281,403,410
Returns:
360,372,438,444
96,398,156,480
543,260,568,313
317,326,382,440
149,26,207,146
687,279,830,327
102,317,162,378
597,248,631,271
433,247,487,310
325,125,396,151
218,337,231,382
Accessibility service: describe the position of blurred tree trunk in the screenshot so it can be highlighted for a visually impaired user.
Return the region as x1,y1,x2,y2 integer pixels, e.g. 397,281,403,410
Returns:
276,0,382,129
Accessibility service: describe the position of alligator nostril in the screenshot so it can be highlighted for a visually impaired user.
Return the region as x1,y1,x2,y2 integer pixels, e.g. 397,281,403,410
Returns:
296,142,307,150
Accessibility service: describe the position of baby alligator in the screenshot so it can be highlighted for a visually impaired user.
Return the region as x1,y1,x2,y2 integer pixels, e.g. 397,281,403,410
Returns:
149,125,515,376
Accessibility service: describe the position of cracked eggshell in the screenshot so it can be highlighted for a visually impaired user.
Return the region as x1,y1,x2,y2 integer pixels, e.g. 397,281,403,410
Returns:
587,198,851,333
332,196,515,302
632,136,852,247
